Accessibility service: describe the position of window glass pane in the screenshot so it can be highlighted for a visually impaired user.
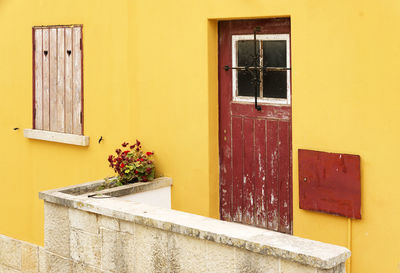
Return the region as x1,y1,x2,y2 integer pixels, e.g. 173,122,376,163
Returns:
262,40,287,98
263,40,286,67
263,72,287,98
237,40,260,97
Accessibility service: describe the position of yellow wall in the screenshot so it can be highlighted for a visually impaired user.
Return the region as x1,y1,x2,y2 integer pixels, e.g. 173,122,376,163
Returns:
0,0,399,272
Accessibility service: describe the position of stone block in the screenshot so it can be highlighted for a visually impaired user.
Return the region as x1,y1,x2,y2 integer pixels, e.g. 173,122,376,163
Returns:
235,248,279,273
100,228,135,272
280,259,317,273
168,233,207,273
0,264,21,273
72,262,103,273
69,209,98,234
21,243,39,273
44,202,70,257
120,232,136,272
70,228,101,267
206,241,235,273
317,263,345,273
98,216,119,231
39,248,72,273
120,220,135,234
134,224,170,273
0,234,22,270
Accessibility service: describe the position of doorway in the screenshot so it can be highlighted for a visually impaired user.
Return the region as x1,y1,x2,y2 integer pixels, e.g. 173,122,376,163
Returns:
218,18,292,234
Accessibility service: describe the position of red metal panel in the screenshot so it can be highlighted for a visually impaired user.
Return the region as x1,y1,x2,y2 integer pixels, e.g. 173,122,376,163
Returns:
298,149,361,219
242,118,255,225
254,119,267,227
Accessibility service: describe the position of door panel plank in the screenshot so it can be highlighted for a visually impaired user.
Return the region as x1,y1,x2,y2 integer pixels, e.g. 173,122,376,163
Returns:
219,21,233,222
254,119,267,227
242,118,255,225
231,103,291,120
42,28,50,131
34,29,43,130
266,120,279,231
278,121,291,233
232,116,243,222
65,28,73,134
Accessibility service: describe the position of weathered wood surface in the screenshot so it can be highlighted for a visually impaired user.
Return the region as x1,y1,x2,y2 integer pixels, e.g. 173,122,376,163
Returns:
72,27,82,135
65,27,73,134
33,26,82,134
56,28,65,133
34,29,43,129
42,28,50,131
219,18,292,234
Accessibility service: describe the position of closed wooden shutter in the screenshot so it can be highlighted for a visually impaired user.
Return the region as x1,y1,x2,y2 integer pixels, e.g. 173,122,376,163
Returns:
33,25,83,135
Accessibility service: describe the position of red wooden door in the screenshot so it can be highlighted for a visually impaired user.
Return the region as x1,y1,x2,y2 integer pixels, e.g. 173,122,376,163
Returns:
218,18,292,234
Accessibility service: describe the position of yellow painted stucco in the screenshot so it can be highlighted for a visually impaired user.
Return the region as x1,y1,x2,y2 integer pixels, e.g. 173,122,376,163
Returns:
0,0,399,272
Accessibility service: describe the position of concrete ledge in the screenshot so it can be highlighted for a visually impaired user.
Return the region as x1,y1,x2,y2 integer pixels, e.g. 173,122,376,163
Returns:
40,177,172,197
39,177,350,270
24,129,89,146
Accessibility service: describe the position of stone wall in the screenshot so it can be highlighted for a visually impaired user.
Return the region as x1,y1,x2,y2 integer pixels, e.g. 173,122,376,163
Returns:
0,202,347,273
0,178,350,273
0,234,39,273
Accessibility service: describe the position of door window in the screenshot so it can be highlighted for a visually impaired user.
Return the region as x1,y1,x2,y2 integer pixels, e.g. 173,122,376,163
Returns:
232,34,290,105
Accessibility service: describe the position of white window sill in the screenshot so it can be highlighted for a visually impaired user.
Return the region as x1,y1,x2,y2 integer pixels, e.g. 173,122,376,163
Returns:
24,129,89,146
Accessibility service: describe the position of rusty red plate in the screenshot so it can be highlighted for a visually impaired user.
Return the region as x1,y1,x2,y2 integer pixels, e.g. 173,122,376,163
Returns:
298,149,361,219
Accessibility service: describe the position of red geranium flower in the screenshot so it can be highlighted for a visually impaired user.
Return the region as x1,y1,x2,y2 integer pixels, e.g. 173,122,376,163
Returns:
120,163,125,168
146,152,153,156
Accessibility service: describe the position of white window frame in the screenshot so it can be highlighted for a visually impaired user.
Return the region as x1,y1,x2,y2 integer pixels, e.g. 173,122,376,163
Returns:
231,34,291,105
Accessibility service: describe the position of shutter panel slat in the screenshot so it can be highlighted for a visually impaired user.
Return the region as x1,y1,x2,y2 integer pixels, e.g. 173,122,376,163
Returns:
34,29,43,130
65,28,73,134
42,28,50,131
49,28,58,131
72,27,82,135
56,28,65,133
